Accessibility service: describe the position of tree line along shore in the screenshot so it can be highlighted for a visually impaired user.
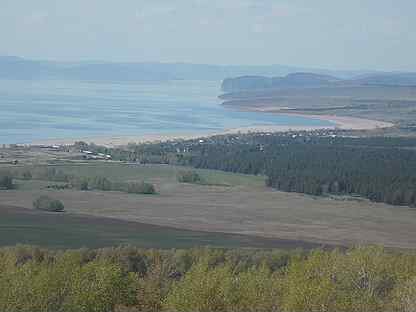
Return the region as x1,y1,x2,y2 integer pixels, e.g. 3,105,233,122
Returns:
69,132,416,207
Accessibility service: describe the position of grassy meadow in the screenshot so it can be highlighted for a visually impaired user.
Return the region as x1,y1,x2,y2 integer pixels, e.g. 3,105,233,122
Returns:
2,162,301,249
2,161,416,249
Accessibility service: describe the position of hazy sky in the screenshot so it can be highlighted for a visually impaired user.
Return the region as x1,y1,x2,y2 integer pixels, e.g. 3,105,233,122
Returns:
1,0,415,70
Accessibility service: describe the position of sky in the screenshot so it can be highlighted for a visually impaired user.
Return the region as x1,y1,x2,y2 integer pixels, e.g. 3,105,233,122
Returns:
1,0,415,71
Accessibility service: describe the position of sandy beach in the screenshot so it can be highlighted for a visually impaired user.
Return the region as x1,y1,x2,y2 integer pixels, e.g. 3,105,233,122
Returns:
32,132,219,148
31,112,394,147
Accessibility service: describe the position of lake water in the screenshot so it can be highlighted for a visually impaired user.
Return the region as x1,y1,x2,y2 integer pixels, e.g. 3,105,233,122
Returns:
0,79,332,144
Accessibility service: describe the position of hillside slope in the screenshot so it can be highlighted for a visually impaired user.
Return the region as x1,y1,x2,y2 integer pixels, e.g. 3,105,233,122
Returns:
221,72,416,92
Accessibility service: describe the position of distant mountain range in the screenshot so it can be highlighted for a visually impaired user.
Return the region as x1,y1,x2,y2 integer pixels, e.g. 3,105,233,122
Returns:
221,72,416,93
2,56,415,89
0,56,375,82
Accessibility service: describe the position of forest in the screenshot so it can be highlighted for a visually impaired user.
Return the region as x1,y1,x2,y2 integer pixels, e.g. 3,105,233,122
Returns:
1,245,416,312
88,133,416,207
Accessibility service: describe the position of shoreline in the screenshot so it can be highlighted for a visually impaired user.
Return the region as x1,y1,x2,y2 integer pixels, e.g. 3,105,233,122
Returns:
255,109,394,130
29,112,394,147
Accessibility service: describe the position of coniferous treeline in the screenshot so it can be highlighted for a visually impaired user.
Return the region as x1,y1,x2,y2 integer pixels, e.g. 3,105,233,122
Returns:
1,245,416,312
99,133,416,206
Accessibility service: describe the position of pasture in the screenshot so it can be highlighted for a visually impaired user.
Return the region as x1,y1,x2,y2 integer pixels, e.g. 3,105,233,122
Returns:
1,162,416,249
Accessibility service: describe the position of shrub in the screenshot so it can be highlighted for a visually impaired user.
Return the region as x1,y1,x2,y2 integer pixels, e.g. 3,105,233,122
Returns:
91,176,112,191
45,168,71,182
0,246,416,312
164,261,234,312
47,184,71,190
80,179,89,191
70,177,89,191
22,170,32,180
0,173,13,189
116,254,168,312
393,277,416,312
33,195,65,212
280,249,340,312
281,247,397,312
65,260,136,312
126,182,156,194
177,170,202,184
0,251,136,312
229,265,281,312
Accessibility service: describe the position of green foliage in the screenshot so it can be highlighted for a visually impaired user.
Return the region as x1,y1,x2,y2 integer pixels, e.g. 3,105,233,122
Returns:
44,167,72,182
165,261,234,312
228,265,281,312
393,277,416,312
281,249,340,312
116,253,169,312
33,195,65,212
22,170,32,180
281,246,402,312
333,246,396,311
126,182,156,194
1,245,416,312
177,170,202,184
91,176,113,191
165,260,282,312
64,260,135,312
79,179,89,190
71,174,156,194
121,133,416,206
0,248,136,312
0,172,13,189
47,183,71,190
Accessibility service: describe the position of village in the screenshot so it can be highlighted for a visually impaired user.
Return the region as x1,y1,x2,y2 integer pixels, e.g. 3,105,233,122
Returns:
0,128,352,166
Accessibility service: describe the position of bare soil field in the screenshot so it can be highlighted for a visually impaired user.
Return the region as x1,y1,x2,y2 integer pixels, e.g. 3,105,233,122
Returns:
0,204,318,249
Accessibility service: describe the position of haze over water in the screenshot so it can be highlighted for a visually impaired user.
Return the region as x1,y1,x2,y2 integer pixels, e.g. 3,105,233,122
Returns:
0,79,332,144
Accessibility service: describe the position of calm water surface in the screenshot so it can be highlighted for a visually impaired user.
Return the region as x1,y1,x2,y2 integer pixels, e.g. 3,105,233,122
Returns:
0,79,332,144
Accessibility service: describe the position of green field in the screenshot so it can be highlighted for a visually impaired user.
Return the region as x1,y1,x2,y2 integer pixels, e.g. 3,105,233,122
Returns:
11,162,266,189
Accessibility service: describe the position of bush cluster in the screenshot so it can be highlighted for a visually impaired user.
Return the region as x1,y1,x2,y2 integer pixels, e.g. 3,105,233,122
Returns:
75,177,156,194
0,172,13,189
177,170,202,184
11,166,157,195
126,182,156,194
33,195,65,212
